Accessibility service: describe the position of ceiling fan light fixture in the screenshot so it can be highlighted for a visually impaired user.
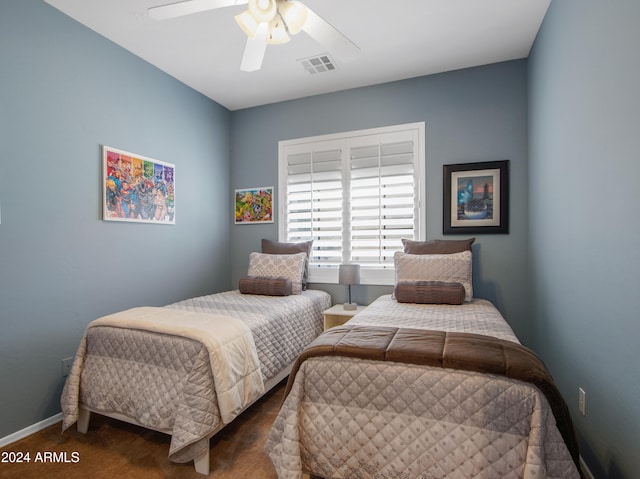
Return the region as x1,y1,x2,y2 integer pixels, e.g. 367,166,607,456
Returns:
278,0,307,35
248,0,278,23
235,10,262,38
267,18,290,44
148,0,359,73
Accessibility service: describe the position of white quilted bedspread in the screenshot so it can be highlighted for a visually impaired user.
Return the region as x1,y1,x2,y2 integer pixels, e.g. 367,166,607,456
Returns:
61,289,330,464
70,306,264,425
347,295,520,342
265,295,580,479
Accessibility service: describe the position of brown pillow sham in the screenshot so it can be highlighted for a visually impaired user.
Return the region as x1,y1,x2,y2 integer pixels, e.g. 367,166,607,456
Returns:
402,238,475,255
239,276,293,296
394,280,466,305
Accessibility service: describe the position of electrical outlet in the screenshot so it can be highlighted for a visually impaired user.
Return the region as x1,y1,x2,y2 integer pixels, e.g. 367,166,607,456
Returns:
62,357,74,377
578,387,586,416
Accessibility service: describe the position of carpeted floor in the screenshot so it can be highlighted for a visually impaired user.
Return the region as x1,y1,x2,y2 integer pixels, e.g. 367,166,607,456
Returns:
0,380,287,479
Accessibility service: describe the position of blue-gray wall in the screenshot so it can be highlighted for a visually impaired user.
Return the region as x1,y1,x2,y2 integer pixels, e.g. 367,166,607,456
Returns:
2,1,638,477
0,0,231,437
528,1,640,478
230,60,531,340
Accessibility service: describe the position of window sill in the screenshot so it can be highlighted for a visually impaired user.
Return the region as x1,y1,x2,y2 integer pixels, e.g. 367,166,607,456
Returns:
308,268,395,286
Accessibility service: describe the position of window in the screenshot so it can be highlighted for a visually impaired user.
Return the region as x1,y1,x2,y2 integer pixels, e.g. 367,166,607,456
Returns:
278,122,425,285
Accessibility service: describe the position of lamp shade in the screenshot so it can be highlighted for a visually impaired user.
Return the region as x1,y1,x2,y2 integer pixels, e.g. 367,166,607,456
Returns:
248,0,278,23
279,0,307,34
338,264,360,285
267,17,290,44
235,10,261,37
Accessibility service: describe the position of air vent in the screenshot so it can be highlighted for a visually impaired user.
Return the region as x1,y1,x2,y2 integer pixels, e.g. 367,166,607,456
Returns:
298,54,336,74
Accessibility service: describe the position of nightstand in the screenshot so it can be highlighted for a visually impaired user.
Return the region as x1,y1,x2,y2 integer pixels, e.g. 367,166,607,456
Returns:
323,304,367,330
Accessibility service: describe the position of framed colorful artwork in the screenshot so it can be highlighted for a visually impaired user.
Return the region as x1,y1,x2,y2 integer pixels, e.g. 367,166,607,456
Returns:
103,145,175,224
235,187,274,224
443,160,509,235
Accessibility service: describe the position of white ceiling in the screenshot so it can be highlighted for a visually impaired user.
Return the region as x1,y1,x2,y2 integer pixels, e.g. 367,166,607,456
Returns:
43,0,550,111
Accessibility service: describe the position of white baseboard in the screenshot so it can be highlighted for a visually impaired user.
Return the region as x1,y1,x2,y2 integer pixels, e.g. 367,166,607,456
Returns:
0,413,62,448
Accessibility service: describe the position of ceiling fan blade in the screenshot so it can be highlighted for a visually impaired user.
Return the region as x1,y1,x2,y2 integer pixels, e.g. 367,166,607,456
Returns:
240,23,268,72
301,7,360,63
148,0,248,21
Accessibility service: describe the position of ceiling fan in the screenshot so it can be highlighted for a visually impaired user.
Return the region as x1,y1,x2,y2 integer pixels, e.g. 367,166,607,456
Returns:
148,0,360,72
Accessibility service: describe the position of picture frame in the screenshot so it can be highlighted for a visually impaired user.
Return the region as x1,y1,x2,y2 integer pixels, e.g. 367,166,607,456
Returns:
443,160,509,235
103,145,175,224
235,186,274,224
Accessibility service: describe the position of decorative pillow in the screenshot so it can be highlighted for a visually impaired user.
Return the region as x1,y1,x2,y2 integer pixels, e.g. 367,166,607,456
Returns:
394,281,466,305
262,239,313,290
239,276,292,296
394,251,473,301
247,251,307,294
402,238,475,254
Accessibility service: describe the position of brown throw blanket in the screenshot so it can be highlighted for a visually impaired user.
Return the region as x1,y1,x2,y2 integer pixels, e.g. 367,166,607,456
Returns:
285,324,581,472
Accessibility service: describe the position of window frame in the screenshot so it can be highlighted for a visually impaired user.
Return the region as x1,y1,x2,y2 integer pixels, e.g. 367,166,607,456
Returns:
278,122,425,285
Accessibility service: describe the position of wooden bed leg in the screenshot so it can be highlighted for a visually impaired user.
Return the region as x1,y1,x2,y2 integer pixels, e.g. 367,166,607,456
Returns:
77,408,90,434
193,449,210,475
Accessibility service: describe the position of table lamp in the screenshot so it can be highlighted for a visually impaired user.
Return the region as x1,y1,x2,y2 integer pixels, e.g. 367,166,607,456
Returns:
338,264,360,310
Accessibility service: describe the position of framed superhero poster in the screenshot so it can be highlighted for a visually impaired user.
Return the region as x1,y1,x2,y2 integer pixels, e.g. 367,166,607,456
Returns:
102,145,175,224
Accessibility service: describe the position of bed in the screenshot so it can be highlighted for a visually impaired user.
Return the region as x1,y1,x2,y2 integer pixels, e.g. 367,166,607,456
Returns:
265,239,582,479
61,242,331,475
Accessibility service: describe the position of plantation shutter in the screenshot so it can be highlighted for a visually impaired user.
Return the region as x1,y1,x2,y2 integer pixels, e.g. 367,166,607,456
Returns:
284,141,344,267
279,123,424,285
349,131,418,269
